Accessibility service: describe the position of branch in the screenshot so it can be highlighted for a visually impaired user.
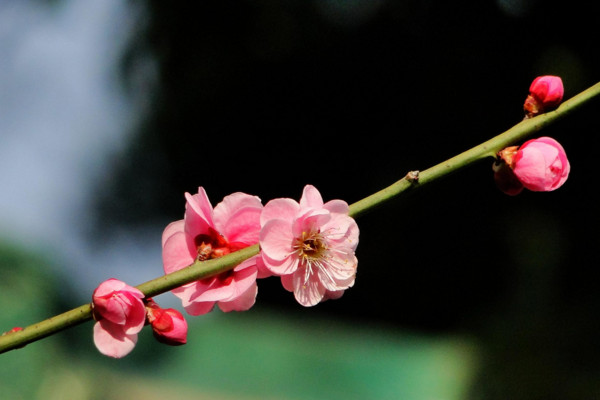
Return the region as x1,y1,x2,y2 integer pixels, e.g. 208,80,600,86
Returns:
2,81,599,354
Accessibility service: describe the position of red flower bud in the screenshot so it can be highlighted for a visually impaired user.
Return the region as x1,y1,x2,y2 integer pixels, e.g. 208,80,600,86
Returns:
146,299,188,346
524,76,564,117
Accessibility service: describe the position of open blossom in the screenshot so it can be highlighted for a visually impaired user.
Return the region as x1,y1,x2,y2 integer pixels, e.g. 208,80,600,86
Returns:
146,299,187,346
524,75,564,117
162,187,263,316
259,185,359,307
494,137,570,195
92,278,146,358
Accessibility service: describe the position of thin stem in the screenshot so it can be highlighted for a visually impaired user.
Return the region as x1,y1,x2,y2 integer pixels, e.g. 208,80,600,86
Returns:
1,81,599,354
349,81,600,217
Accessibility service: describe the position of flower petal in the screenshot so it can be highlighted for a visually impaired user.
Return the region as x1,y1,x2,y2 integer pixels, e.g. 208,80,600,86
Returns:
184,189,214,238
162,231,196,274
217,206,262,245
292,267,326,307
93,320,138,358
214,192,262,228
299,185,324,209
218,281,258,312
323,199,349,215
260,198,300,226
184,300,216,316
162,219,185,248
259,219,295,263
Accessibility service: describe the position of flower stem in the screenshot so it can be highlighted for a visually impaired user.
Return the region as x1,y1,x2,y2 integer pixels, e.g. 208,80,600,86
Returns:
349,81,600,218
1,81,599,355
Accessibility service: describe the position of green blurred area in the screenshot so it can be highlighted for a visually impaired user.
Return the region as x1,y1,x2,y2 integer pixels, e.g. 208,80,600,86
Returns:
1,241,478,400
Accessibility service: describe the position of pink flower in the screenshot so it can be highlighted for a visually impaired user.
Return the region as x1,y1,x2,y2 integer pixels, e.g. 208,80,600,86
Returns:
92,278,146,358
162,187,263,316
524,75,564,117
494,137,570,195
259,185,359,307
146,299,188,346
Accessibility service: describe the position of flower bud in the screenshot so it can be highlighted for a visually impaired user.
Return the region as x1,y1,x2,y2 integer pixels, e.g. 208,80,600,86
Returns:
494,137,570,194
91,278,146,358
146,299,188,346
524,75,564,117
512,137,570,192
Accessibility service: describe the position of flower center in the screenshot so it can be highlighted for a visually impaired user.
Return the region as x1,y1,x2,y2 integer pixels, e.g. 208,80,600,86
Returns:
194,227,245,261
194,227,245,286
293,230,328,261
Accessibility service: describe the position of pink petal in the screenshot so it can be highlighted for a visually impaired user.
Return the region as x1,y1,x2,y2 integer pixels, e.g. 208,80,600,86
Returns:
213,192,262,228
184,300,216,316
323,199,349,215
217,206,262,245
321,213,359,247
255,256,275,279
259,219,295,263
292,267,326,307
299,185,324,209
188,279,235,303
292,209,330,238
184,189,214,237
281,274,294,292
122,296,147,335
161,219,185,248
162,231,196,274
190,259,258,303
318,253,357,290
93,320,138,358
93,278,127,298
218,281,258,312
226,258,259,299
513,147,548,190
260,198,300,226
170,282,196,302
260,251,298,276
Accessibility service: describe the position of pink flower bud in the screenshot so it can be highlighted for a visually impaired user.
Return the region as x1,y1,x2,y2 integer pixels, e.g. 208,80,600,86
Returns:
146,300,188,346
92,278,146,358
524,75,564,117
494,137,570,195
512,137,570,192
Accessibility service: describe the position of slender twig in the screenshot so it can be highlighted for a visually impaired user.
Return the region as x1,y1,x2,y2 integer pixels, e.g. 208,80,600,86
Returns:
1,81,599,354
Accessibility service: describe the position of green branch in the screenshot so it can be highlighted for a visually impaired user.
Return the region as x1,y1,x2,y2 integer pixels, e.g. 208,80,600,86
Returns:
1,81,599,354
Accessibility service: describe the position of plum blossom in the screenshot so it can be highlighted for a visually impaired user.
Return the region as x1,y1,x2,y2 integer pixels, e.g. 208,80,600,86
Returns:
146,299,188,346
524,75,564,117
259,185,359,307
92,278,146,358
494,137,570,195
162,187,263,316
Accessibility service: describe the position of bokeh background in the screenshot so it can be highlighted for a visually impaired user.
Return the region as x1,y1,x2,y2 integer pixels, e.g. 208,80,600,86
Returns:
1,0,599,399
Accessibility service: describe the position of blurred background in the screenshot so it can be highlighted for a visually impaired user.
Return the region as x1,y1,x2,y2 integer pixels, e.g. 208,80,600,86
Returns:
1,0,599,398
